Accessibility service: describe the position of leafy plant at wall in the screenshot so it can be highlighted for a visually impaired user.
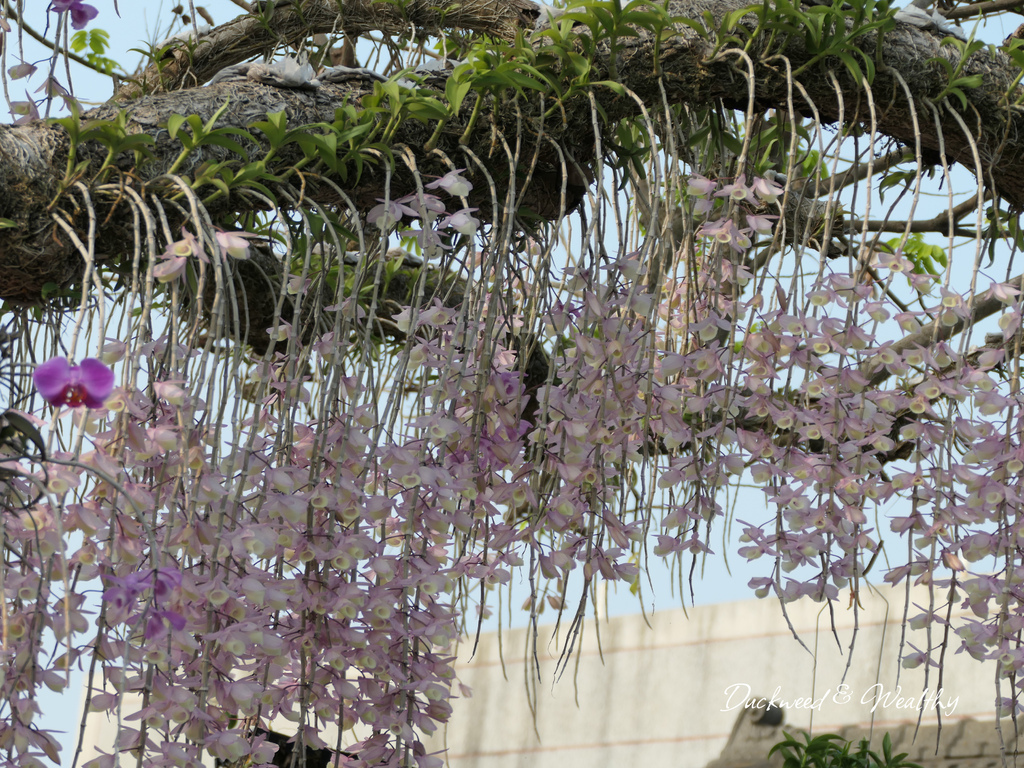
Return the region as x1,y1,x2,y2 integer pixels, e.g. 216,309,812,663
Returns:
771,732,923,768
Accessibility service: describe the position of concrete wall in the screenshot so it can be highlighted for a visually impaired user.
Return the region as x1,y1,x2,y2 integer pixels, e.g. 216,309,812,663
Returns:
425,583,1001,768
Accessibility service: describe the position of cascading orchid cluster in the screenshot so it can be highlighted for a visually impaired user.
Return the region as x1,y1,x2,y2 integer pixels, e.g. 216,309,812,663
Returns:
12,364,452,765
154,228,257,283
368,170,479,258
10,156,1024,767
691,172,782,253
677,172,1024,686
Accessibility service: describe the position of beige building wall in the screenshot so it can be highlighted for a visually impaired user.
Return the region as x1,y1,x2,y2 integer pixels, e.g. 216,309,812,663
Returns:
426,583,1002,768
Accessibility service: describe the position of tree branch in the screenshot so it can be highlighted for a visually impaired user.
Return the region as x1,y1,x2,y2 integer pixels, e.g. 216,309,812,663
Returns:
866,273,1023,388
112,0,542,101
947,0,1024,20
855,193,984,235
2,0,1024,303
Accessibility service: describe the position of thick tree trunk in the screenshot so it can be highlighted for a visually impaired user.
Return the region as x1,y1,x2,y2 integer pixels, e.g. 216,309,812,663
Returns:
0,0,1018,303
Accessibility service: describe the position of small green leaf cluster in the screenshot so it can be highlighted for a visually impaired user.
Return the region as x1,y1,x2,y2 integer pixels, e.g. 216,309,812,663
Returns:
172,103,379,204
746,0,896,83
1000,39,1024,104
608,117,652,176
552,0,675,79
51,98,388,238
53,109,156,190
358,60,525,155
878,162,920,195
70,29,122,76
352,32,569,153
127,31,213,98
770,732,922,768
985,204,1024,265
364,78,449,146
704,2,762,53
927,37,986,110
887,233,948,276
166,102,252,175
452,35,564,143
123,103,376,200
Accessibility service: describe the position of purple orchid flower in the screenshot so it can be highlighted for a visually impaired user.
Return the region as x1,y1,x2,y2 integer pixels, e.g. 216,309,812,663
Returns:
686,174,717,197
715,174,756,204
145,609,186,639
50,0,99,30
34,357,114,409
151,567,183,602
104,567,182,605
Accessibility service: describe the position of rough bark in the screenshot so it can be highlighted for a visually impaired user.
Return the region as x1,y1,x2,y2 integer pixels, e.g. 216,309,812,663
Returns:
114,0,544,100
0,0,1020,303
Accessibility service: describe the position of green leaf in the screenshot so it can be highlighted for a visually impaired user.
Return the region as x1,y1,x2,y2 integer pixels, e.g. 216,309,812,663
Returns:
687,125,712,148
251,111,289,148
70,31,88,53
1,410,47,461
593,79,627,95
166,113,188,141
837,51,864,83
952,73,984,89
200,131,250,160
567,51,591,77
946,86,969,111
90,29,111,55
202,99,233,134
445,73,473,115
721,3,758,32
404,97,450,122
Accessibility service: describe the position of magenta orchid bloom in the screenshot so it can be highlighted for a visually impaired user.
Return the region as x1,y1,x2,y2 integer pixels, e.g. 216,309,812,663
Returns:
50,0,99,30
33,357,114,408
